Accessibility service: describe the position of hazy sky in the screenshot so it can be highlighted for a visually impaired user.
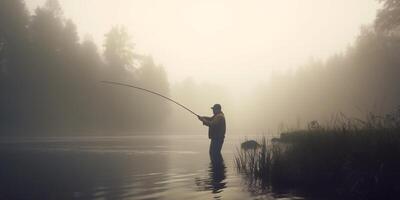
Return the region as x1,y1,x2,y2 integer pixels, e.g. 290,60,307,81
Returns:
26,0,380,90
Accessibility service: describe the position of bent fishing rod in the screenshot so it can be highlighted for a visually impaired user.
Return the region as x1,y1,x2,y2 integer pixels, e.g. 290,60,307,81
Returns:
101,81,199,117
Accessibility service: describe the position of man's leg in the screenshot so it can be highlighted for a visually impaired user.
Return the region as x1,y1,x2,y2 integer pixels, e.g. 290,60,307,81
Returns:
210,138,224,156
215,138,224,154
209,139,216,156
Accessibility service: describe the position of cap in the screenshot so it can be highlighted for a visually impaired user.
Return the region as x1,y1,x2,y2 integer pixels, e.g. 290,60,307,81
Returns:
211,104,222,110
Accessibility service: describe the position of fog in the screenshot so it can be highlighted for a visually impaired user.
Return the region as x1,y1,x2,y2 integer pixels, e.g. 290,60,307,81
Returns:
26,0,379,90
3,0,400,136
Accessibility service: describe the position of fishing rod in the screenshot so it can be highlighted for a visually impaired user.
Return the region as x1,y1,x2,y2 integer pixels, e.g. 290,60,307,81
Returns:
101,81,199,117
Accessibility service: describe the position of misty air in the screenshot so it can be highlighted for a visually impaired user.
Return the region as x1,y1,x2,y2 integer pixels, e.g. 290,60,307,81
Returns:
1,0,400,199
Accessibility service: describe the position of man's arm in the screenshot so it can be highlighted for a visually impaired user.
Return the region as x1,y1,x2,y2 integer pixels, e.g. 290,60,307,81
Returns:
198,116,212,126
198,116,211,121
202,116,212,121
202,115,222,127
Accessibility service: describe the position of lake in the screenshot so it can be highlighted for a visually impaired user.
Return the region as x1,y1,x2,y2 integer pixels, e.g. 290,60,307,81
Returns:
0,134,303,200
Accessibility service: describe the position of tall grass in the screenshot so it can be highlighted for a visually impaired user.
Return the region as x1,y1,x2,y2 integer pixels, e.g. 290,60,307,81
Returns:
235,109,400,199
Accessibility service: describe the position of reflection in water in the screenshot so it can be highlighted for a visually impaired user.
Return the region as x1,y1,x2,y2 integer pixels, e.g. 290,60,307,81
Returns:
0,137,169,200
0,136,300,200
195,153,227,198
209,153,227,194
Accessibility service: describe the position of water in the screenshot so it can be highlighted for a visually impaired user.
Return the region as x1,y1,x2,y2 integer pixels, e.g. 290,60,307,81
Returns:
0,135,302,200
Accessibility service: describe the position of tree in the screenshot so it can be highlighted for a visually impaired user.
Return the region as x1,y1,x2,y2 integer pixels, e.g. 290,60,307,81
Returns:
375,0,400,33
137,56,171,125
0,0,171,135
104,26,135,73
44,0,63,19
62,19,79,52
0,0,31,133
0,0,30,75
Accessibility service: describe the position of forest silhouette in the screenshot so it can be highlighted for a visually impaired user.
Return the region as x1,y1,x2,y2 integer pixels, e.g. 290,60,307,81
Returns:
0,0,170,135
245,0,400,130
1,0,400,135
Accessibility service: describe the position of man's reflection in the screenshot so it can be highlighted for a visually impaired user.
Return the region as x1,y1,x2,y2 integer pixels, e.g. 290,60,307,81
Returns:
195,154,227,196
209,153,227,193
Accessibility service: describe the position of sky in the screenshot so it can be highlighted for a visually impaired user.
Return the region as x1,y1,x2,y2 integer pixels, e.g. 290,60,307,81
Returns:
26,0,380,91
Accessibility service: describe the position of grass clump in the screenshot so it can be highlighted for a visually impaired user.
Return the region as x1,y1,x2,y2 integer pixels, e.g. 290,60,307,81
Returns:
235,109,400,199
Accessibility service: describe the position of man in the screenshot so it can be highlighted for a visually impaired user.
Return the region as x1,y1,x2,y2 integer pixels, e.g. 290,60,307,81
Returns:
198,104,226,156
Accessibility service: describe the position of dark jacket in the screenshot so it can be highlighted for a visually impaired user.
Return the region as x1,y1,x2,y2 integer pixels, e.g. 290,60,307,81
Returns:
202,112,226,139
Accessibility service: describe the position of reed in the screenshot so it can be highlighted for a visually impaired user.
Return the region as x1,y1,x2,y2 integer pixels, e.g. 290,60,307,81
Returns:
235,108,400,199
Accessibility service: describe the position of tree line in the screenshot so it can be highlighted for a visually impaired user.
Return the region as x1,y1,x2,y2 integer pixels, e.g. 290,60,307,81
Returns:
0,0,170,135
247,0,400,130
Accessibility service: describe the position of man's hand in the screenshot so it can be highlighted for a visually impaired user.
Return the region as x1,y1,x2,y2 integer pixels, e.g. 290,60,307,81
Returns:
198,116,203,122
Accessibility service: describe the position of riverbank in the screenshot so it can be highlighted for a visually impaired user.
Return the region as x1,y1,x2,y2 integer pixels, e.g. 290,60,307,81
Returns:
235,111,400,199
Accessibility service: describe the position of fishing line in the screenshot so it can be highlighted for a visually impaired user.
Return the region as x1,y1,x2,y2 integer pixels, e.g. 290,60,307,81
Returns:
101,81,199,117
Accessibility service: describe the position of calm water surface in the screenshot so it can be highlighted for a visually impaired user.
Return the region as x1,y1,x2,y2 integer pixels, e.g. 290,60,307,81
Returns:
0,134,302,200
